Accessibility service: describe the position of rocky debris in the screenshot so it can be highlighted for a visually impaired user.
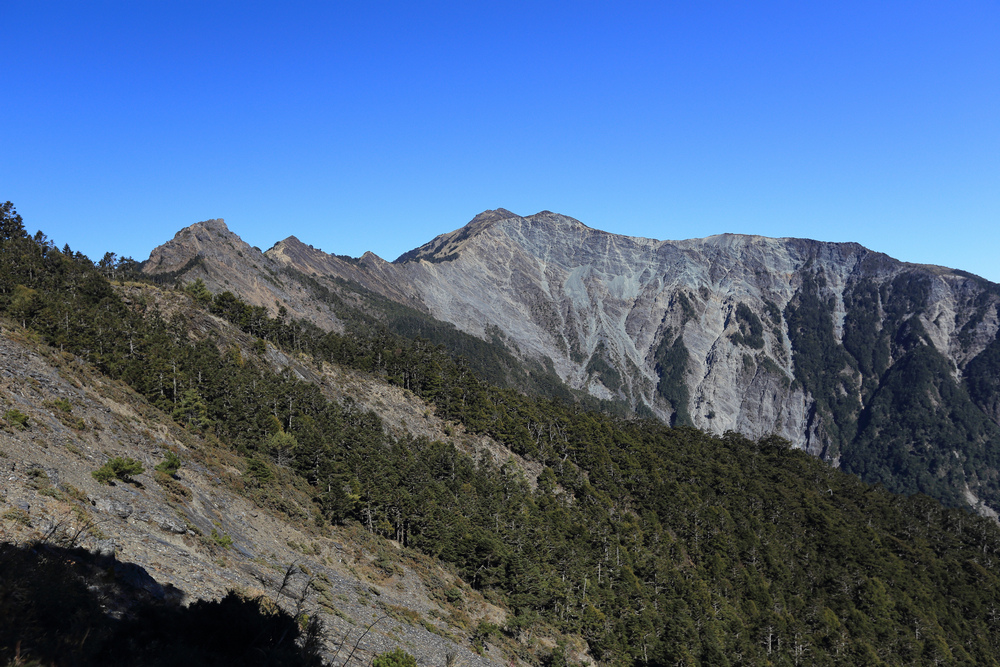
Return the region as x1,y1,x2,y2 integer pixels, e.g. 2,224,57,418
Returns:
91,496,133,519
157,515,188,534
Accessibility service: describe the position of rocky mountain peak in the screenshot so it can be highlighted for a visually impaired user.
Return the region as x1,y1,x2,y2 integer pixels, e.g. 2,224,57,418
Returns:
359,250,387,265
178,217,230,239
392,208,596,265
142,218,235,275
394,209,523,263
174,217,233,245
198,216,228,231
266,235,316,264
143,220,349,331
470,207,520,225
522,210,590,231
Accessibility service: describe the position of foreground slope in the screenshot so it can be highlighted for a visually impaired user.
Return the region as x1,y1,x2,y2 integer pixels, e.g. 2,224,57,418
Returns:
0,312,507,667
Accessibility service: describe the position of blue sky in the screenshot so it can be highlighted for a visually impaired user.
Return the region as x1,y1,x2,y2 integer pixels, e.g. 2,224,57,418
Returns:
4,2,998,280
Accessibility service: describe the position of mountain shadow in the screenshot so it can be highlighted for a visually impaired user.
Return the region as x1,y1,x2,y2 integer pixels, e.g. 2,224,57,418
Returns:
0,541,325,667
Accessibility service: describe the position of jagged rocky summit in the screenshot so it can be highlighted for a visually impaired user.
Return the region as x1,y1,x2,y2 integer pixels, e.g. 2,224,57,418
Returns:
145,209,1000,517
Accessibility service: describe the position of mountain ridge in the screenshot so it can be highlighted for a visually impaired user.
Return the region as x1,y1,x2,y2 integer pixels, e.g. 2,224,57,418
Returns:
9,195,1000,665
143,209,1000,517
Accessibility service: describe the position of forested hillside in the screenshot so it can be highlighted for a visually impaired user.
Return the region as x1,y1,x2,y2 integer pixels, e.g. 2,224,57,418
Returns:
5,201,1000,665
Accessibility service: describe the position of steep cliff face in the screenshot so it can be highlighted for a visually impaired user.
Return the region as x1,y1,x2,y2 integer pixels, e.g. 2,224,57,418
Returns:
144,210,1000,515
291,212,998,431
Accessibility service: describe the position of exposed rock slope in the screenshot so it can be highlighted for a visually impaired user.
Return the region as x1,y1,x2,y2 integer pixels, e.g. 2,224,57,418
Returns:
0,317,513,667
144,210,1000,515
143,218,344,332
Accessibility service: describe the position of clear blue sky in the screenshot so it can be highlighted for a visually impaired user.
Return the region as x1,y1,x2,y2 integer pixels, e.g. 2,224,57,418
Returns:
4,2,998,280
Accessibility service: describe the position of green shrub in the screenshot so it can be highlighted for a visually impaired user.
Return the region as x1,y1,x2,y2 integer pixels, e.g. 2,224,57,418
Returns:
155,450,182,477
210,528,233,549
183,277,213,304
472,620,500,653
92,456,144,484
4,408,29,430
244,457,275,487
373,648,417,667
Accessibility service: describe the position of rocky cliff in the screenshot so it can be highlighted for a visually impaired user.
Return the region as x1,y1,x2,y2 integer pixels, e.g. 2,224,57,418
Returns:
144,210,1000,515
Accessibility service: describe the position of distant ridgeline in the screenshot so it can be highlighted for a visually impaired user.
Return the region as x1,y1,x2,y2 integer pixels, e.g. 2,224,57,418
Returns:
6,201,1000,664
142,210,1000,523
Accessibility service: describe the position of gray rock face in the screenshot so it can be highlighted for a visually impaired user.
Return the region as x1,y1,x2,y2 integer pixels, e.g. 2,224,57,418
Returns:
157,515,188,534
92,496,133,519
145,209,1000,514
267,211,999,436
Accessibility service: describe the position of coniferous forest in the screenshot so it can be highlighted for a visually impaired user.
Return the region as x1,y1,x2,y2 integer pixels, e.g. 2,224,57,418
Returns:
5,201,1000,665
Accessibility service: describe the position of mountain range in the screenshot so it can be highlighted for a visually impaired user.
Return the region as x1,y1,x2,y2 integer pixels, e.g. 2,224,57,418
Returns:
7,198,1000,665
144,209,1000,518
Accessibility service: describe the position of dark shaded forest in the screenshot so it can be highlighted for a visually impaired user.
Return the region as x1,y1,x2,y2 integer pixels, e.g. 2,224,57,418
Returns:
784,269,1000,510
